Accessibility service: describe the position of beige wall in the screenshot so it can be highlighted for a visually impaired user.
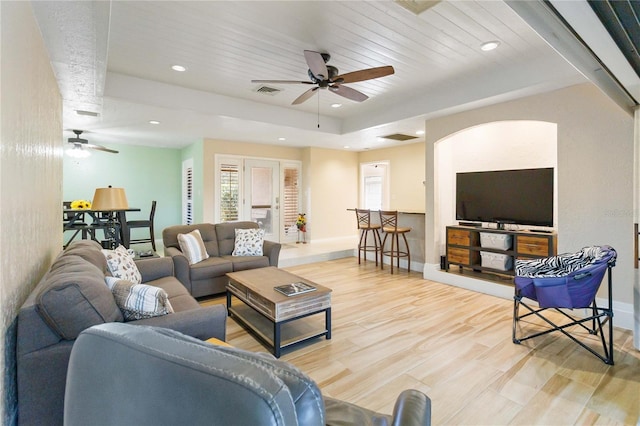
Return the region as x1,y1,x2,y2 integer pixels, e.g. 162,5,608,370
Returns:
425,83,634,308
1,2,63,422
306,147,359,240
358,142,425,211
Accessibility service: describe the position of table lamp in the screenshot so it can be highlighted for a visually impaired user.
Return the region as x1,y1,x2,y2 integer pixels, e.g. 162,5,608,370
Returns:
91,186,129,211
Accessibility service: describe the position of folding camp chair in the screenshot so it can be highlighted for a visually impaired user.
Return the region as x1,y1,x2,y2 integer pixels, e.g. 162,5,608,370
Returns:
512,245,616,364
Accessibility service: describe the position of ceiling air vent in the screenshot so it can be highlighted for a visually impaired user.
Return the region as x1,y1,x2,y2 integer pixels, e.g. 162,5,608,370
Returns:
379,133,418,141
253,85,282,96
394,0,440,15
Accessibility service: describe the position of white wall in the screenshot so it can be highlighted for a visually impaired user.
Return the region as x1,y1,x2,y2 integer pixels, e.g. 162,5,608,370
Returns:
1,2,63,423
424,83,635,331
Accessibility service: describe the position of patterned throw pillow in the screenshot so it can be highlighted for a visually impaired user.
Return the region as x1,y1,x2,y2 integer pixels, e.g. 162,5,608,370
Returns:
102,245,142,284
232,228,265,256
105,277,174,321
177,229,210,265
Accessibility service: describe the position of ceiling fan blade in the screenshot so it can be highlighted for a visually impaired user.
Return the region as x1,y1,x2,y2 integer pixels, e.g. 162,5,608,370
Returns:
292,87,319,105
304,50,328,81
334,66,395,84
85,143,119,154
329,85,369,102
251,80,314,85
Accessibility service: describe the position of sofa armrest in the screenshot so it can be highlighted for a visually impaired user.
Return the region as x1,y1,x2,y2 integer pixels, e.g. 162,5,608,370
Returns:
263,240,281,267
390,390,431,426
135,257,174,282
164,246,191,290
129,304,227,341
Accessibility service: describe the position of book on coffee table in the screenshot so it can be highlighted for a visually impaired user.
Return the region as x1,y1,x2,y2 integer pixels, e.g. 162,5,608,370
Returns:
274,282,317,297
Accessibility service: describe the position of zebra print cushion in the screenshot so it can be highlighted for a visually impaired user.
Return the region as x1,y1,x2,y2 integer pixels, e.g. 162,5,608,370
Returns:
515,246,606,278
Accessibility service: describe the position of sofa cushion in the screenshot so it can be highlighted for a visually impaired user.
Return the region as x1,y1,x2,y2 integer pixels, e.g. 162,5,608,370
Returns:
105,277,174,321
64,240,108,273
163,224,219,256
215,221,259,256
178,229,210,265
145,276,201,311
232,228,265,256
102,245,142,284
36,255,123,340
189,257,233,281
222,255,270,271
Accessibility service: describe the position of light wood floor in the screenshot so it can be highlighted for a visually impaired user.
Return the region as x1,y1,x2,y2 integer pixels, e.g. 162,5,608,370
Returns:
201,258,640,425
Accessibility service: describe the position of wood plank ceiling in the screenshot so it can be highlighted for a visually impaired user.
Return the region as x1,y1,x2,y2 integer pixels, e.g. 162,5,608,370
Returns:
33,1,589,150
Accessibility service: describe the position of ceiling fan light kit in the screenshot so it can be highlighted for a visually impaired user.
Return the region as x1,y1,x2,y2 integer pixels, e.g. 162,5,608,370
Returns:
251,50,394,106
66,145,91,158
67,130,119,156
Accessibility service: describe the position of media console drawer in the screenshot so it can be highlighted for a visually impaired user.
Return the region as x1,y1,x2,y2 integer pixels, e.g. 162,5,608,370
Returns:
517,235,552,257
447,247,478,266
447,228,478,246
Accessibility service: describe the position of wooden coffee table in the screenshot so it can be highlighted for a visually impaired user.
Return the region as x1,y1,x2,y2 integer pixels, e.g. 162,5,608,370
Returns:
226,267,332,357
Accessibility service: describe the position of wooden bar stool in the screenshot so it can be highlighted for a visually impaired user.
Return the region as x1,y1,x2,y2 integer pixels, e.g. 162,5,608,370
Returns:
355,208,382,266
379,210,411,274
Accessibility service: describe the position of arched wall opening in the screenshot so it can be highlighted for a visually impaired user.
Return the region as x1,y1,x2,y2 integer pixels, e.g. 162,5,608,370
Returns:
435,120,558,255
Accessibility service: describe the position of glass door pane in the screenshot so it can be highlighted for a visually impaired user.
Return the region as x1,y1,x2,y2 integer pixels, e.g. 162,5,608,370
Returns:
244,159,279,241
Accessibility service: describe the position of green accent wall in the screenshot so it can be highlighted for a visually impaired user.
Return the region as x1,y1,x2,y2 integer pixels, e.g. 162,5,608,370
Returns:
63,143,182,245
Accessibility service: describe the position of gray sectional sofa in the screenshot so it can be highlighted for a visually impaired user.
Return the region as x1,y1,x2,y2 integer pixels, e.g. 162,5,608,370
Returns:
16,240,227,426
162,221,281,298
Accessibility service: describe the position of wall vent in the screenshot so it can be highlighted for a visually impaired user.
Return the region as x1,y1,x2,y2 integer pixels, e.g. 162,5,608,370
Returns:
378,133,418,141
394,0,440,15
253,85,282,96
75,109,100,117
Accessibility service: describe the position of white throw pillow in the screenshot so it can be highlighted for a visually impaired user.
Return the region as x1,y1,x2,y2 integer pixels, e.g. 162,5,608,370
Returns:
232,228,265,256
102,245,142,284
105,277,174,320
177,229,210,265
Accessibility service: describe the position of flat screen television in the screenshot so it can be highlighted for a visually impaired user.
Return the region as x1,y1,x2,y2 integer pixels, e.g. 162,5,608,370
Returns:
456,167,554,227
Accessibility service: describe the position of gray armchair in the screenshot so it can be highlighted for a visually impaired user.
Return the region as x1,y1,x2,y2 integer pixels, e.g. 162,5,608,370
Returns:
64,323,431,426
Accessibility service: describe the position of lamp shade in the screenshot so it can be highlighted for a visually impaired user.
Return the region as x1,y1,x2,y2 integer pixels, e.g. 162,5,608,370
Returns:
91,187,129,210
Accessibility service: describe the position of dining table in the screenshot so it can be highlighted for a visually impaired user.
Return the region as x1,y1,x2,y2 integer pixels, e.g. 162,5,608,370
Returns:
63,207,140,248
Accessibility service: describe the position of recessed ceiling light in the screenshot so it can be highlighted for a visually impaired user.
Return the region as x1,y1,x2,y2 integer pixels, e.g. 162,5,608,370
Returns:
278,137,286,141
343,145,350,149
480,41,500,51
171,64,187,72
149,120,160,125
331,103,342,108
416,130,425,135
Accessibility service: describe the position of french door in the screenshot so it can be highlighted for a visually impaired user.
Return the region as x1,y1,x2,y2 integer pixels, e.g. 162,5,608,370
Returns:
216,156,301,243
243,159,280,242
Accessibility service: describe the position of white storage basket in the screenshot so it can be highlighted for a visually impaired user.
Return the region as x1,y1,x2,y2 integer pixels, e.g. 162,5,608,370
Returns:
480,251,513,271
480,232,512,250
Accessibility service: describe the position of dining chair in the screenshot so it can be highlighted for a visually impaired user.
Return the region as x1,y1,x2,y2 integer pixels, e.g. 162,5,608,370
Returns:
62,201,94,248
379,210,411,274
355,208,382,266
126,200,157,251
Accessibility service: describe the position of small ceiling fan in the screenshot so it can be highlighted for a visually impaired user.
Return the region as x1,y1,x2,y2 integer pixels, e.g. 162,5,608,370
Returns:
252,50,394,105
67,130,118,154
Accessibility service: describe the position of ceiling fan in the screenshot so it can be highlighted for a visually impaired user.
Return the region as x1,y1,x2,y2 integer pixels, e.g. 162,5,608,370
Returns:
67,130,118,155
252,50,394,105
